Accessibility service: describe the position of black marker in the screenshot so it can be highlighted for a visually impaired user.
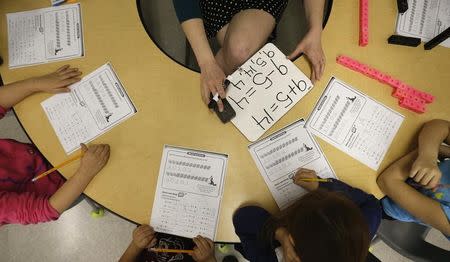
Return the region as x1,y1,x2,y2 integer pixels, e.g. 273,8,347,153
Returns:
424,26,450,50
388,35,420,47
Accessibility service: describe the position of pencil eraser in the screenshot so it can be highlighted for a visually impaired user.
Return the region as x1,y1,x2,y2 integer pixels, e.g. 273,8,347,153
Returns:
388,35,421,47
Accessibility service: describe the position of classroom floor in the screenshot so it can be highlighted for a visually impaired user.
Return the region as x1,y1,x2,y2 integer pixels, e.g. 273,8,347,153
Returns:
1,110,449,261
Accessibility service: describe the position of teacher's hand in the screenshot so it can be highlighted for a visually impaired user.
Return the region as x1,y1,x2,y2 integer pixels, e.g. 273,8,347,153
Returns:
200,60,226,112
287,28,325,84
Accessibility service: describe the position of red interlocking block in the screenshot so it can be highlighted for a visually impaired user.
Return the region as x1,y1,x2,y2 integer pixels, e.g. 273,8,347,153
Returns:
336,55,435,114
392,88,408,99
399,98,426,113
359,0,369,46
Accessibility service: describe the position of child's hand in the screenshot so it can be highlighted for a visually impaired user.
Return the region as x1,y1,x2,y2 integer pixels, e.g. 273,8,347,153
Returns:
78,143,110,178
292,168,319,191
30,65,82,93
410,157,442,189
191,236,216,262
275,227,300,262
132,225,157,249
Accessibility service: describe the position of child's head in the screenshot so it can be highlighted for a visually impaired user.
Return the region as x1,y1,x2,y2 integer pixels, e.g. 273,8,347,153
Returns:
270,190,370,262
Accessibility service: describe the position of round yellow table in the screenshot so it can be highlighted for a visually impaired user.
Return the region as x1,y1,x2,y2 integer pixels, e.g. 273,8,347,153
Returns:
0,0,449,242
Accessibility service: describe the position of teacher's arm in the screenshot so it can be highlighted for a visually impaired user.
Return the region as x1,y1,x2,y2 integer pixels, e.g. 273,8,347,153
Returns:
172,0,226,111
288,0,326,83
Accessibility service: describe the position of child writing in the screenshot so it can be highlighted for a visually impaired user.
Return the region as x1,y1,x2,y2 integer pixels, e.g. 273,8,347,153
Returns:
233,168,382,262
377,119,450,239
0,65,110,225
119,224,216,262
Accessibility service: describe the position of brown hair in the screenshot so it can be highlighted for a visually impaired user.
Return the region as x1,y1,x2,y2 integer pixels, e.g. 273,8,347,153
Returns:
265,189,370,262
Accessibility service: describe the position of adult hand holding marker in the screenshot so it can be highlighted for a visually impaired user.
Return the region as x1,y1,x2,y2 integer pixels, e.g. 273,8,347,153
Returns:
200,60,226,112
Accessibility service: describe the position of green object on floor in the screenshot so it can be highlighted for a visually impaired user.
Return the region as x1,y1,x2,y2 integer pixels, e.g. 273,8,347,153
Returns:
218,244,232,254
90,208,105,218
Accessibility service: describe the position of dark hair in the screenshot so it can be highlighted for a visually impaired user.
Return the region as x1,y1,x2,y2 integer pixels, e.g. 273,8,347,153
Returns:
265,190,370,262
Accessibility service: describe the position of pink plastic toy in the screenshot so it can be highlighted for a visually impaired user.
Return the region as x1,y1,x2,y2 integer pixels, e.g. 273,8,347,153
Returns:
336,55,435,114
359,0,369,46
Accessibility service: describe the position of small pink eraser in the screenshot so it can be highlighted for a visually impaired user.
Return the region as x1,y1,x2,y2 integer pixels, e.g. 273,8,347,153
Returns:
399,98,426,113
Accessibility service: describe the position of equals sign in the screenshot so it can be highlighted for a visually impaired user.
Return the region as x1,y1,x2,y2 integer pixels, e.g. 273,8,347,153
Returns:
246,87,256,97
270,103,278,112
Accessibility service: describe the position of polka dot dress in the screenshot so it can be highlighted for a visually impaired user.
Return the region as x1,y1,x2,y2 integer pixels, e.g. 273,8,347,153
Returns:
199,0,288,38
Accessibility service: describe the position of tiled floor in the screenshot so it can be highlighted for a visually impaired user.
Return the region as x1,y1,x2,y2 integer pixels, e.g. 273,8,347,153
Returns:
1,110,449,262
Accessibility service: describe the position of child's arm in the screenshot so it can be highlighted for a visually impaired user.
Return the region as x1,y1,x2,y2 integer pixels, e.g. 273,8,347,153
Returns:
119,225,157,262
0,144,109,225
0,65,81,109
377,150,450,236
48,144,109,213
410,119,450,188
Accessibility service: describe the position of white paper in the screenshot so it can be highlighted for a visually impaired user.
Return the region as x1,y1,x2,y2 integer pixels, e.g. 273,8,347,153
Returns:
396,0,450,47
306,77,404,171
7,3,84,68
150,146,228,240
226,43,313,142
41,63,137,154
248,119,336,210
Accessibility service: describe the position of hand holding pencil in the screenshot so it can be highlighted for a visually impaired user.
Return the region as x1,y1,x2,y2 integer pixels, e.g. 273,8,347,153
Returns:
293,168,330,191
32,143,110,182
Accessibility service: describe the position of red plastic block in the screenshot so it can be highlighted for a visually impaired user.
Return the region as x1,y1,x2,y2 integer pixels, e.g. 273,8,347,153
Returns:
414,90,435,103
380,74,392,84
336,55,435,107
392,88,408,99
399,98,426,113
359,0,369,46
374,71,385,82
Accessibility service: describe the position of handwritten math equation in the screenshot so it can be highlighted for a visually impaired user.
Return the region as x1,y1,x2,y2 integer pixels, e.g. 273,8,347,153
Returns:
227,43,313,141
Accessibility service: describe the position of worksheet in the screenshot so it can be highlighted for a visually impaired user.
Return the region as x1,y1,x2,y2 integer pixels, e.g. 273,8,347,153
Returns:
396,0,450,47
248,119,336,210
150,146,228,240
41,63,137,154
7,3,84,68
226,43,313,142
306,77,404,171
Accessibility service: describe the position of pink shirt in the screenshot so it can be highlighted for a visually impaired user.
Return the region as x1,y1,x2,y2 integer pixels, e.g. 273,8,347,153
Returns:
0,106,64,225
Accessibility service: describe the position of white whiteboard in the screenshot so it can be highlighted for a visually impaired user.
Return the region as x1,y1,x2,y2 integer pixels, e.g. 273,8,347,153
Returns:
227,43,313,141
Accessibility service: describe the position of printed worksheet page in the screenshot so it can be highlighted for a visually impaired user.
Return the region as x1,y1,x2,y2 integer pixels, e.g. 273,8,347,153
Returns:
248,119,336,210
41,63,137,154
150,146,228,240
226,43,313,142
7,3,84,68
396,0,450,47
306,77,404,171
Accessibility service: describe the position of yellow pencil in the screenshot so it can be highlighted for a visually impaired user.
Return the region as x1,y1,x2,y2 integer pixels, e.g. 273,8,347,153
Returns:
150,248,194,254
32,152,84,182
299,178,332,182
